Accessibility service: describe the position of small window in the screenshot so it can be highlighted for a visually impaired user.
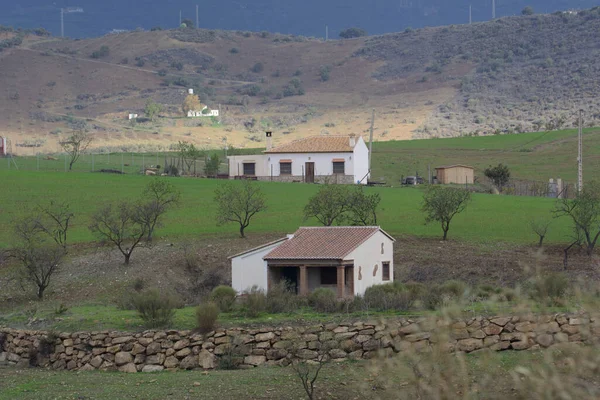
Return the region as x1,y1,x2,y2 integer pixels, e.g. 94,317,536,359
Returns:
280,162,292,175
382,262,390,281
320,267,337,285
381,243,384,254
333,161,345,174
243,162,255,176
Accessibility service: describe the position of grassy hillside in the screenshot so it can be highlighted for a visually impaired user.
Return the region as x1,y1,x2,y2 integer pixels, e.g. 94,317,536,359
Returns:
0,169,572,248
1,9,600,155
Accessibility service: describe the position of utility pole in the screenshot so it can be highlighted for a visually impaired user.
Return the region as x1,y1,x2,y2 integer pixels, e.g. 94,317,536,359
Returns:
578,109,583,193
179,10,182,25
325,25,329,41
469,5,472,24
492,0,496,19
368,109,375,173
196,5,199,28
60,7,83,38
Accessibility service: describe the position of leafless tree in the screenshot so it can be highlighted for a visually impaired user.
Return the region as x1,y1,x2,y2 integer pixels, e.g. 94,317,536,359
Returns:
60,130,93,171
214,180,267,238
12,202,73,299
529,217,551,247
89,202,147,265
137,178,181,242
290,352,328,400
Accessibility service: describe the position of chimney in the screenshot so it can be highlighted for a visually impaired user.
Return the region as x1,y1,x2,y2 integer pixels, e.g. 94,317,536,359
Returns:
266,131,273,150
349,134,356,147
188,88,194,95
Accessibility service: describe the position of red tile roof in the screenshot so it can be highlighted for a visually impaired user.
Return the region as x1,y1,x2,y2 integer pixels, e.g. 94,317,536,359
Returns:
264,136,358,154
264,227,394,260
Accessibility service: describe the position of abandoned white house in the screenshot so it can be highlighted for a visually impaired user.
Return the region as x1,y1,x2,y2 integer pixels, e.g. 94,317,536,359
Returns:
230,226,395,299
227,135,370,184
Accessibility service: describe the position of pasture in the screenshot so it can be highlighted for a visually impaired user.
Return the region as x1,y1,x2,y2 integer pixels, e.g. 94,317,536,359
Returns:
0,169,573,248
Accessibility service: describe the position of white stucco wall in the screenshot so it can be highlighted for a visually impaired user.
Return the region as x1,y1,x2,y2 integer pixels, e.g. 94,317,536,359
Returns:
231,240,286,293
228,155,269,177
353,137,370,184
267,152,354,178
345,231,394,296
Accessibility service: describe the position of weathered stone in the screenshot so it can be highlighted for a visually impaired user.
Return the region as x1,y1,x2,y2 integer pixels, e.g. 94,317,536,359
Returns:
161,340,174,349
175,348,191,358
66,360,78,370
199,350,216,369
172,339,190,350
92,348,105,356
146,353,166,365
515,322,534,333
146,342,162,355
333,326,348,334
329,349,347,359
180,355,198,370
561,325,579,335
252,349,266,356
400,324,421,334
119,363,138,373
55,345,65,354
490,317,511,327
266,349,288,360
451,329,470,340
115,352,133,366
134,354,146,364
470,329,486,339
89,354,107,368
355,334,371,343
164,356,179,369
362,339,380,352
489,341,511,351
296,349,318,360
537,334,553,348
335,332,357,340
80,363,96,371
348,350,363,360
537,322,560,334
405,332,430,342
255,332,275,342
142,365,164,373
214,336,230,345
483,335,500,347
483,324,503,336
138,338,153,346
569,318,588,326
511,339,533,350
319,332,334,341
244,355,266,366
340,339,361,352
213,344,231,355
256,341,271,349
106,345,121,354
554,332,569,343
457,338,483,353
112,336,133,345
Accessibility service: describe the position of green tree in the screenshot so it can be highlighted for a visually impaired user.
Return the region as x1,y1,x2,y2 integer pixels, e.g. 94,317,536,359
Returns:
319,65,331,82
204,153,220,177
304,183,350,226
339,27,367,39
484,163,511,191
422,186,471,240
60,130,93,171
181,18,194,28
554,181,600,256
215,180,267,238
346,186,381,226
144,100,162,122
522,6,534,15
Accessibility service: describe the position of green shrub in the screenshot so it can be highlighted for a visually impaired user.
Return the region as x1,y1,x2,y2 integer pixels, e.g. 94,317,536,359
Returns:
266,281,303,313
363,282,415,311
440,280,467,299
210,285,237,312
250,62,264,73
196,302,220,333
309,288,337,313
422,284,445,310
131,289,178,328
243,286,267,318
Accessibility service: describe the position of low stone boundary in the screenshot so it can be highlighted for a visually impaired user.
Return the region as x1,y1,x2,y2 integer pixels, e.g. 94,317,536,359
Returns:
1,313,598,373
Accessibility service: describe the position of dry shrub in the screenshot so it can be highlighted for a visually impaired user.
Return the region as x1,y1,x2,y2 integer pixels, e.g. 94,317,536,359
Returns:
243,286,267,318
363,282,416,311
131,289,180,328
529,272,570,306
210,285,237,312
196,302,220,333
309,288,337,313
266,281,304,313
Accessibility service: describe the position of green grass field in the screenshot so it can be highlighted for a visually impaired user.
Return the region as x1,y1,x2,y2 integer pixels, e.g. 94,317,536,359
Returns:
0,169,572,248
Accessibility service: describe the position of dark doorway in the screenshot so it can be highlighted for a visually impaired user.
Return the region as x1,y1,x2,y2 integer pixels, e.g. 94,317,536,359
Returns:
305,162,315,183
281,267,299,294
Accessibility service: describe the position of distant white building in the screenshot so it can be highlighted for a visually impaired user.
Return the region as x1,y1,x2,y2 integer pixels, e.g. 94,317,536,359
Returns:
187,107,219,117
227,134,370,184
128,113,138,120
230,226,395,298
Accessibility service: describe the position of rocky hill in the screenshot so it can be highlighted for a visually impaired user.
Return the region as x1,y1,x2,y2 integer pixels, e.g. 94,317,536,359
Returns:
1,8,599,154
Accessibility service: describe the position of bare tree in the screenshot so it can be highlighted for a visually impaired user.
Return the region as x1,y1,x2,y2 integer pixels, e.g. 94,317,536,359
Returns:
137,178,181,242
89,202,147,265
346,186,381,226
290,352,328,400
303,183,349,226
553,181,600,256
60,130,93,171
214,180,267,238
12,202,73,299
422,186,471,240
529,218,551,247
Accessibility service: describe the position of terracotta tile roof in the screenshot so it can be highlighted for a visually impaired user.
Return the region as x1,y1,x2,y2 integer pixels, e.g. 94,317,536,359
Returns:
264,226,394,260
227,237,289,259
435,165,474,169
265,136,358,154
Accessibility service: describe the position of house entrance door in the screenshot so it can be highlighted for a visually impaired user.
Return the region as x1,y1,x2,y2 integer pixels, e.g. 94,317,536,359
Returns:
305,162,315,183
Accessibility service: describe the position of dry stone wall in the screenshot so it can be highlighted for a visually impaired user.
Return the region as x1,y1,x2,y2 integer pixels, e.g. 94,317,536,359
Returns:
1,313,598,373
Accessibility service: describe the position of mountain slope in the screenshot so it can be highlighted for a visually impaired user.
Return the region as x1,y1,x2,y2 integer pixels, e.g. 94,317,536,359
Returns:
1,9,600,154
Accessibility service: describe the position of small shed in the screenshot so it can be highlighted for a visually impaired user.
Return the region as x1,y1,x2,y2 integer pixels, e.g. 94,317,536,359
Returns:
435,165,474,184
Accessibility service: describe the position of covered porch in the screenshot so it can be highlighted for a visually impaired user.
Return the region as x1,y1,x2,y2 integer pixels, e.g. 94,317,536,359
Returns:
267,260,354,299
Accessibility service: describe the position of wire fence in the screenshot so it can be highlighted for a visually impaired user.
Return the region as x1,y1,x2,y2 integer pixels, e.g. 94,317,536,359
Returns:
502,180,576,199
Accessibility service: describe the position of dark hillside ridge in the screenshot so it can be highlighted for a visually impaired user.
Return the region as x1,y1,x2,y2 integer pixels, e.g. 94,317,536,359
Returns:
1,0,598,38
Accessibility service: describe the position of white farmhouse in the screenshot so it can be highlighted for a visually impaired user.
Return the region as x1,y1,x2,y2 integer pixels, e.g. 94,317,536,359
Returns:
230,226,395,298
227,134,370,184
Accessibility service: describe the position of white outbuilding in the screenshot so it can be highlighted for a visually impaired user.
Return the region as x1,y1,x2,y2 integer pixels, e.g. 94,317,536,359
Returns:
230,226,395,298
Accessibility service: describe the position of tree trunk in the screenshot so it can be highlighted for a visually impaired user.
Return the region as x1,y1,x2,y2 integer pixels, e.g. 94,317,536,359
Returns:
124,253,131,265
442,229,448,240
37,286,45,300
538,235,544,248
239,225,245,238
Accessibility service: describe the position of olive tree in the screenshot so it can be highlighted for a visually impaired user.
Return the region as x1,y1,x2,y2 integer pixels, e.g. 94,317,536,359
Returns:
345,186,381,226
422,186,471,240
137,178,181,242
303,183,350,226
214,180,267,238
60,130,93,170
484,163,510,192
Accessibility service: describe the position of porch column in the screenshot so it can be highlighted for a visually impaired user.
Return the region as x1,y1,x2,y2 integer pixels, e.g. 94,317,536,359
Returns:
299,266,308,296
337,265,345,299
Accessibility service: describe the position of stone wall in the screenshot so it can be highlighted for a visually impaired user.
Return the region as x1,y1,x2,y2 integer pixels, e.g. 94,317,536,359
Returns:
1,313,598,373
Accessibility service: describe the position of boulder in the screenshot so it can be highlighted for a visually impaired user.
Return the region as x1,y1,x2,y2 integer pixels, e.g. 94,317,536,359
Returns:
90,356,104,369
180,355,198,370
457,338,483,353
79,363,96,372
112,336,134,345
173,339,190,351
146,342,162,355
483,324,503,336
255,332,275,342
296,349,318,360
199,350,216,369
537,334,554,348
131,343,146,355
244,355,266,366
119,363,138,373
141,365,164,373
164,356,179,369
115,352,133,366
175,348,191,358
